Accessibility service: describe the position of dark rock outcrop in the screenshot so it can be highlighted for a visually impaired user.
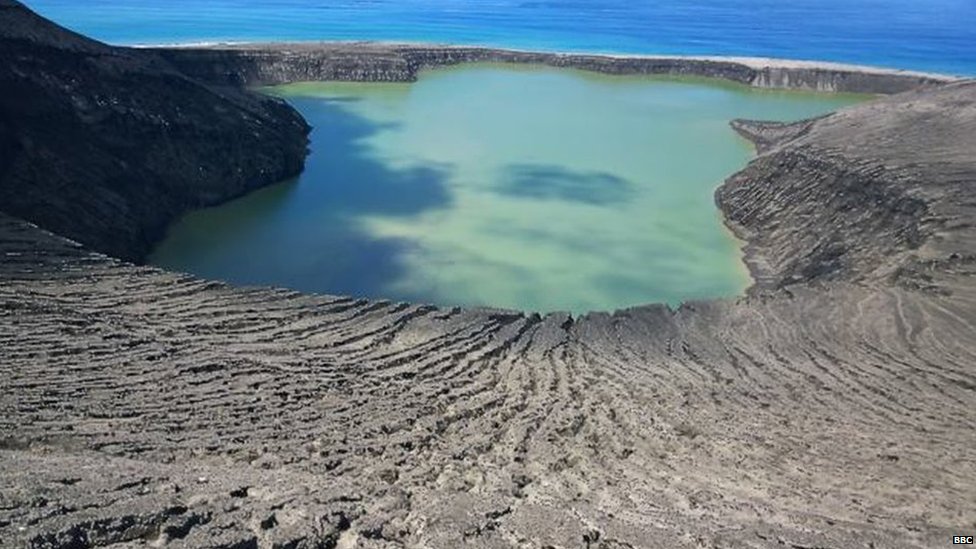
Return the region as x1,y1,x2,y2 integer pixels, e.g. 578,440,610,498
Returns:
1,1,975,548
0,0,309,261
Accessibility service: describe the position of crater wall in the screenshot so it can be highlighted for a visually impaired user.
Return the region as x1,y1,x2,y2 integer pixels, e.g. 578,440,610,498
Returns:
0,0,310,262
157,43,958,94
1,1,975,547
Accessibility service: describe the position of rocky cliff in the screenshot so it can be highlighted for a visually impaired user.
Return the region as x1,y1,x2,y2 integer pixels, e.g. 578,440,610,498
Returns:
0,0,309,261
157,42,957,94
721,82,976,292
1,2,975,548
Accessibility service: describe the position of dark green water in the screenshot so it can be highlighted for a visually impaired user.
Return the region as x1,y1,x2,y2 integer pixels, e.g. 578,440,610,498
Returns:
149,65,867,313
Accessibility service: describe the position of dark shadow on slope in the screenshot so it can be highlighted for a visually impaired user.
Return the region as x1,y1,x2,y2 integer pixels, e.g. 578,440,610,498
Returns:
150,96,453,303
495,163,635,206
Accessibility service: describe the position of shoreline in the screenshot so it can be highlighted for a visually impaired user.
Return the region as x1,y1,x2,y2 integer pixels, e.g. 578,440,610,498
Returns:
152,42,962,95
139,40,964,80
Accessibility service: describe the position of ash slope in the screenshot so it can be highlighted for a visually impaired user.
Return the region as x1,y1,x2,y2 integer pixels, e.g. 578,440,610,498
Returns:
1,2,976,548
2,89,975,549
0,0,309,262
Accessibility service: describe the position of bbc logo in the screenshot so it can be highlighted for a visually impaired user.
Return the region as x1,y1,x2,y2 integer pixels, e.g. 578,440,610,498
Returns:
954,536,975,545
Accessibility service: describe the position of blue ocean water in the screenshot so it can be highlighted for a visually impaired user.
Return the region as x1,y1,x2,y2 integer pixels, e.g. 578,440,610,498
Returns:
25,0,976,75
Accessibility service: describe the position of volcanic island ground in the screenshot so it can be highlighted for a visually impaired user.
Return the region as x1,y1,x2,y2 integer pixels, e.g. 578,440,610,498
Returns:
1,1,975,547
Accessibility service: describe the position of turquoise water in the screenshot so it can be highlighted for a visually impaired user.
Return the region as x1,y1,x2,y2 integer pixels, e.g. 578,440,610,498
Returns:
25,0,976,75
149,66,866,313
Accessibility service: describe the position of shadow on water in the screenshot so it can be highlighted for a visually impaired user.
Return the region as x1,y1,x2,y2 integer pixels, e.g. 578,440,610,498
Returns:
151,96,453,301
293,96,452,216
495,163,635,205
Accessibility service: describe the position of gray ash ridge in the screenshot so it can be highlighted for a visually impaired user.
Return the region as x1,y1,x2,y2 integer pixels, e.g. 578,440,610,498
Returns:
1,1,975,548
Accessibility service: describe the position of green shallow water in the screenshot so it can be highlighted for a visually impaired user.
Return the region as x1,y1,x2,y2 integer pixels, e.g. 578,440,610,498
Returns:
149,65,867,313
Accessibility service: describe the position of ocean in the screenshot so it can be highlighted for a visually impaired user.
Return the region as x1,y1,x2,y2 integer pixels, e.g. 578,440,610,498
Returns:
25,0,976,75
